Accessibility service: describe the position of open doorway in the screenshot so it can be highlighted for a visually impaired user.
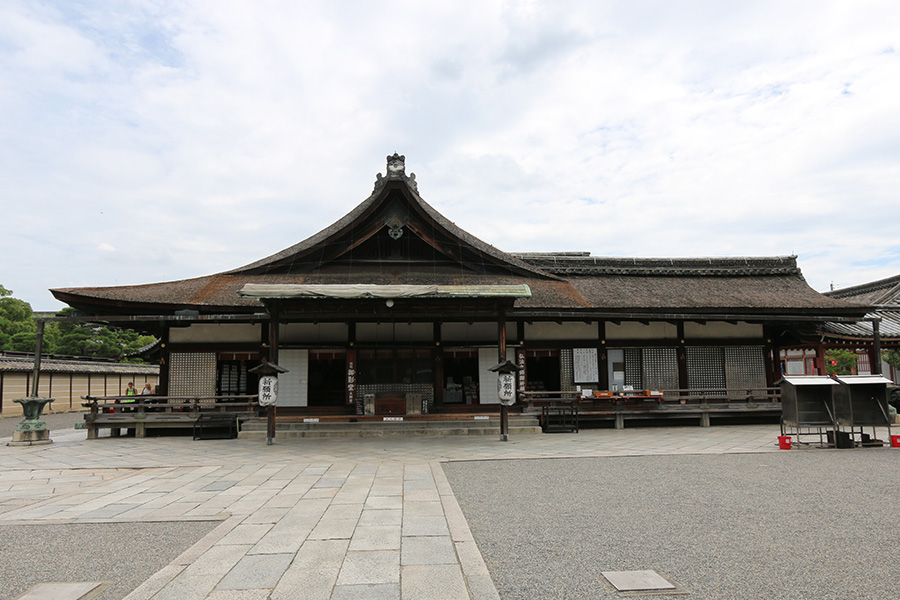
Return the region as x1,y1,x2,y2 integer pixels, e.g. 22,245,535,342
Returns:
525,349,560,395
308,350,347,407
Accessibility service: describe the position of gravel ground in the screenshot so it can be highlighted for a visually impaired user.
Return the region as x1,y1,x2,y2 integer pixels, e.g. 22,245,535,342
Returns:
0,410,86,439
443,450,900,600
0,521,219,600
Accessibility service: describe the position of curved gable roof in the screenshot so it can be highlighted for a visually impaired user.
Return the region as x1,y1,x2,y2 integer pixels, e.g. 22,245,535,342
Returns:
226,153,555,280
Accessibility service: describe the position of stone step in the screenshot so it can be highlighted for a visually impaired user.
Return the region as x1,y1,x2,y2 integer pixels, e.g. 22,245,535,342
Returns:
237,417,542,438
239,425,542,438
240,417,538,430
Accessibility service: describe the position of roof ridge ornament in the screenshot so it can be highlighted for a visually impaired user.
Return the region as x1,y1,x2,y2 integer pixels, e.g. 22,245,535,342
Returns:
374,152,418,193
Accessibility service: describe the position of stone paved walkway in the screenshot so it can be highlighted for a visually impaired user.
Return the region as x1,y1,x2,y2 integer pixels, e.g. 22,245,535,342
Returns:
0,424,801,599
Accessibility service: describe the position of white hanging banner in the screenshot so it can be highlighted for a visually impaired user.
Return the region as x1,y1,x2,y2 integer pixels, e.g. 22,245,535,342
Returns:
258,376,278,406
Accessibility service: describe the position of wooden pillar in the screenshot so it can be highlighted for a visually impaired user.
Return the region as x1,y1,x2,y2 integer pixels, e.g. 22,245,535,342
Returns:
677,322,688,397
763,326,778,387
266,302,280,445
498,307,508,442
813,342,826,376
598,321,609,391
433,321,443,408
158,327,170,396
517,321,527,396
871,318,882,375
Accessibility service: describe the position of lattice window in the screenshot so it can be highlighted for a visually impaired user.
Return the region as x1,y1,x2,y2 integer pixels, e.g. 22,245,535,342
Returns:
624,348,643,389
218,361,247,396
169,352,216,397
642,348,679,391
724,346,767,397
686,347,726,395
559,348,576,392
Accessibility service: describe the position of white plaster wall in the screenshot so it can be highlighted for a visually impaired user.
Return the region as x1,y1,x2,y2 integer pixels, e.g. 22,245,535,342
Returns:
525,321,597,341
605,321,678,341
684,321,763,339
169,323,261,343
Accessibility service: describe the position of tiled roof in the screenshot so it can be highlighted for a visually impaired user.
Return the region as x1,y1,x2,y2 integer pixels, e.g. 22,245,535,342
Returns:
820,274,900,340
0,354,159,375
49,157,871,322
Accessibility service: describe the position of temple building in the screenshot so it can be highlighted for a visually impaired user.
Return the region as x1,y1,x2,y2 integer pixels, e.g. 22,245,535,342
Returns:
50,155,871,420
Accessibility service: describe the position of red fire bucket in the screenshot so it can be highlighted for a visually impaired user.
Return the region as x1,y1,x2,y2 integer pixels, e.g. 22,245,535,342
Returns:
891,435,900,448
777,436,792,450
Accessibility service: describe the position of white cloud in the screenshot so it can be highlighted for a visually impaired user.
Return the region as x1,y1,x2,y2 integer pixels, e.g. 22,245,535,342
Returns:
1,0,899,308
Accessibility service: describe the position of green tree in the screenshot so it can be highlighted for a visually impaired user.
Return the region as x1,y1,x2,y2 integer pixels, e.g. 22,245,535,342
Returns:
0,285,36,351
50,307,155,361
825,349,858,376
883,349,900,370
0,288,155,362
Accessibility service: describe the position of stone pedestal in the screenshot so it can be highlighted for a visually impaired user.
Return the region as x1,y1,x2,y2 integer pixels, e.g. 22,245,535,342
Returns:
7,397,54,446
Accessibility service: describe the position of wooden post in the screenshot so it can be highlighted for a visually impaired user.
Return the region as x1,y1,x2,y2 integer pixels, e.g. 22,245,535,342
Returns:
267,303,280,445
30,320,45,398
598,320,609,391
498,308,508,442
872,318,882,375
677,322,688,400
813,342,826,376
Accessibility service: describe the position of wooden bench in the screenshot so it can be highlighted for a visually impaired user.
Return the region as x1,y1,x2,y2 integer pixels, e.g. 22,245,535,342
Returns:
193,414,239,440
81,395,258,439
541,404,579,433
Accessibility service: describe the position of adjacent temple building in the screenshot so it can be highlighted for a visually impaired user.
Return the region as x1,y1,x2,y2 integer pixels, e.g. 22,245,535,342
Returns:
51,155,871,426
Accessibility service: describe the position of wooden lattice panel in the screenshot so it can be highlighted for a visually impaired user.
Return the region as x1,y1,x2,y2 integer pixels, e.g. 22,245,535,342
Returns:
624,348,643,389
686,347,726,393
641,347,679,390
724,346,767,396
169,352,216,397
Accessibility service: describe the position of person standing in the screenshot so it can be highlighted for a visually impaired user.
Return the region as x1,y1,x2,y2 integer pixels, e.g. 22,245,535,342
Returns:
122,382,137,412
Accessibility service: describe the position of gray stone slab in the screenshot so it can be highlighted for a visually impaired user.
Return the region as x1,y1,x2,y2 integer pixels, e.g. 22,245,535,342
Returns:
365,495,402,510
602,570,675,591
216,553,294,590
271,539,348,600
308,518,358,540
401,564,468,600
201,481,235,492
312,477,347,488
336,550,400,585
357,508,402,526
402,515,449,537
330,583,400,600
349,525,402,551
14,582,103,600
206,591,272,600
218,523,273,545
401,536,457,565
182,544,252,578
323,502,364,520
152,574,222,600
402,501,444,516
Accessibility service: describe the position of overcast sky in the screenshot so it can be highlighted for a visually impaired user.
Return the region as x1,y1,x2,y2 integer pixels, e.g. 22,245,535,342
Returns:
2,0,899,310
